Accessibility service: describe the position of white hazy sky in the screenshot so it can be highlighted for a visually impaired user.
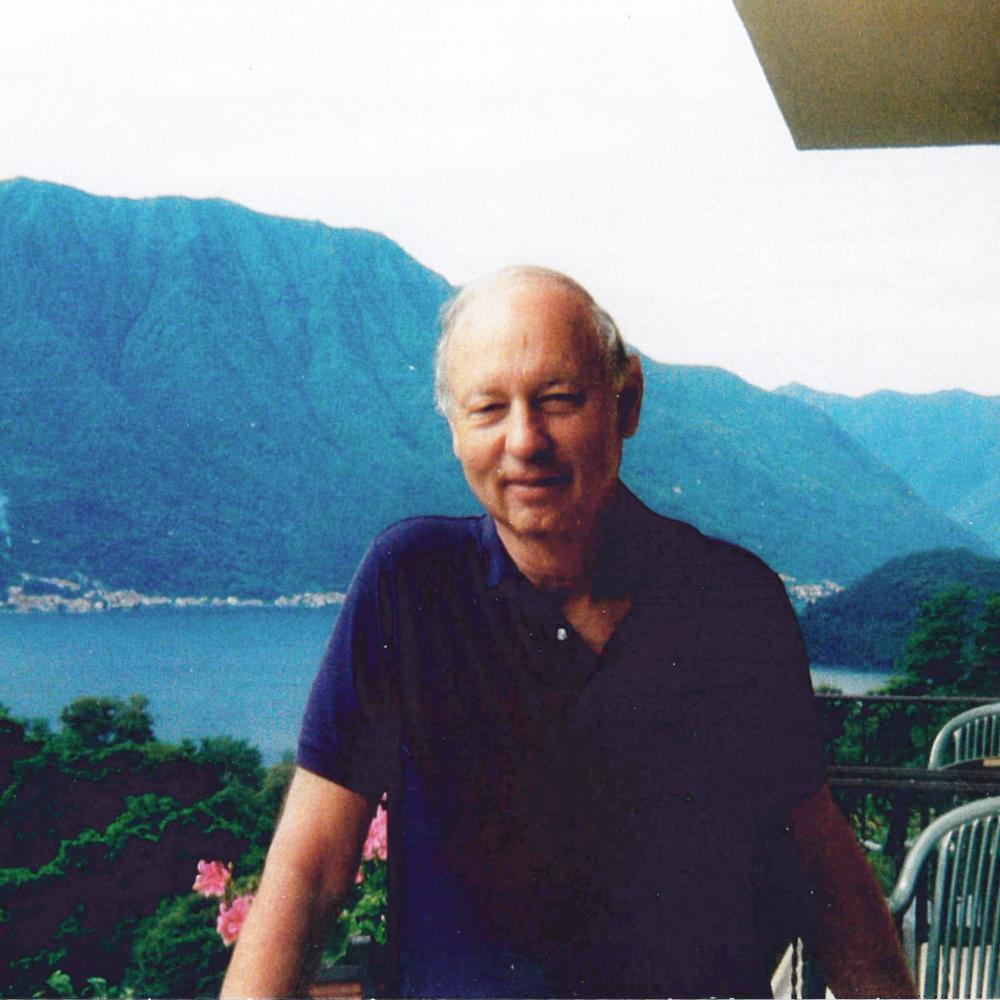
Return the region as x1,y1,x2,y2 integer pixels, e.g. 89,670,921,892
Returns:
2,0,997,396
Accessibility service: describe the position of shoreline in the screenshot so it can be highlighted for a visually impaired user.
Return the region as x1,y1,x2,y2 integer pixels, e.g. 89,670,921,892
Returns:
2,574,345,615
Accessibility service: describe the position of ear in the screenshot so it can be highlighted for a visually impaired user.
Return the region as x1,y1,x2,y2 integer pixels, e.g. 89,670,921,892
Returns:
617,355,643,439
449,419,462,459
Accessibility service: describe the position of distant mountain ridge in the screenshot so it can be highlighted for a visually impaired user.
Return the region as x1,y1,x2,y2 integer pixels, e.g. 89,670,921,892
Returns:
778,383,1000,554
0,178,987,596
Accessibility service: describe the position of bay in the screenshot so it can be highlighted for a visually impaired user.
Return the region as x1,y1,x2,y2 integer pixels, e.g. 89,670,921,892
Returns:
0,606,339,763
810,664,894,695
1,608,894,764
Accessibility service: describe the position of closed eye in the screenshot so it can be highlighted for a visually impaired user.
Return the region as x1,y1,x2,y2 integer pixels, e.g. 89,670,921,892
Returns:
468,401,506,421
538,391,585,412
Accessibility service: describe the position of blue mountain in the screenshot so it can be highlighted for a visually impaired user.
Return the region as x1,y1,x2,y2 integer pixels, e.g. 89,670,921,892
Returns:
778,383,999,555
0,179,986,595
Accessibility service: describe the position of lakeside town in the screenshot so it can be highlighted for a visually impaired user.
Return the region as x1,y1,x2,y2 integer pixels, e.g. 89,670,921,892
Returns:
1,570,838,614
1,573,346,614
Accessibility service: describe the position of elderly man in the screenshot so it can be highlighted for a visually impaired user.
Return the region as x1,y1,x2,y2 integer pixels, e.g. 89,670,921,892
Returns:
222,267,914,998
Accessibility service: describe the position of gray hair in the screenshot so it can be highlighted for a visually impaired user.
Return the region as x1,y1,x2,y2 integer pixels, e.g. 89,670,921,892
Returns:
433,265,631,417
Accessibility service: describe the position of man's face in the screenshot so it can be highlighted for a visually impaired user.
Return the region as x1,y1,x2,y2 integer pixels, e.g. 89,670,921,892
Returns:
444,277,640,550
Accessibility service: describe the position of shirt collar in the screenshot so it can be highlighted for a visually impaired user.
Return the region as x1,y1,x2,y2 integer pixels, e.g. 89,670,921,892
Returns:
477,481,654,598
479,511,520,590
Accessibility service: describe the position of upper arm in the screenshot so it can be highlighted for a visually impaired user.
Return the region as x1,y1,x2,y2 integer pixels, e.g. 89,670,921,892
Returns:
785,781,866,881
266,766,376,902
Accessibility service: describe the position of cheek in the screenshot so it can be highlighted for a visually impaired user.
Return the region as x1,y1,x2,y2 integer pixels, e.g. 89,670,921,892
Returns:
455,434,499,477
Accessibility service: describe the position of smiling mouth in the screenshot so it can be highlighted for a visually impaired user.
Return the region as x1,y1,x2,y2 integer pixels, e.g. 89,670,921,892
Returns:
505,474,571,491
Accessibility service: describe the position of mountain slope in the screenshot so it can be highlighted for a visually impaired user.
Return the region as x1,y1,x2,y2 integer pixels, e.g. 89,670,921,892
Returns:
0,178,464,595
0,179,987,595
798,548,1000,670
778,383,1000,555
623,365,983,583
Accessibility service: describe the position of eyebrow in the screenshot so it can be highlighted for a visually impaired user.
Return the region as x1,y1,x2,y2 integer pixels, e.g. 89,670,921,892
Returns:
459,377,587,402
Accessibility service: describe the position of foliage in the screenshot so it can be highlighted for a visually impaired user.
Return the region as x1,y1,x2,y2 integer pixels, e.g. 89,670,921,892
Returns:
36,968,134,998
0,702,290,998
186,735,264,788
323,803,389,964
0,695,370,999
822,586,1000,893
969,592,1000,682
123,893,228,999
825,585,1000,771
325,860,388,966
59,695,154,749
0,177,989,603
892,585,973,692
799,548,1000,670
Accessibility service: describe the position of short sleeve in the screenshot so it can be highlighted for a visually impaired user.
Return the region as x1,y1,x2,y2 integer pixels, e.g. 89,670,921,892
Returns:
700,545,826,819
296,540,399,800
742,563,826,815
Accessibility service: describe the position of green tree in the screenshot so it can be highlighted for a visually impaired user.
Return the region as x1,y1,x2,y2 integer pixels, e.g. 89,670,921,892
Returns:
965,592,1000,694
192,736,263,788
112,695,155,745
123,894,229,998
894,584,974,693
59,695,154,749
829,586,979,770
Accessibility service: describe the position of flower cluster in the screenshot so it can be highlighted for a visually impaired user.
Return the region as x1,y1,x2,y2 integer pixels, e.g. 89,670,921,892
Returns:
193,859,253,947
216,894,254,947
363,803,388,862
356,803,388,883
192,806,388,952
192,859,230,897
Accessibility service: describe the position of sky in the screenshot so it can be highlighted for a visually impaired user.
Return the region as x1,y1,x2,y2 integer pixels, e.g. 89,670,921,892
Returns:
2,0,997,397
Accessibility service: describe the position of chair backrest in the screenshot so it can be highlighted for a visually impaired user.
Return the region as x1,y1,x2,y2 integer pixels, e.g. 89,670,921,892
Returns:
928,704,1000,770
888,796,1000,998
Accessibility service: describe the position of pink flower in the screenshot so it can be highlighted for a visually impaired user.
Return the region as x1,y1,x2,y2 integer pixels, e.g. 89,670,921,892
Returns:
361,804,388,863
216,893,254,946
193,859,231,897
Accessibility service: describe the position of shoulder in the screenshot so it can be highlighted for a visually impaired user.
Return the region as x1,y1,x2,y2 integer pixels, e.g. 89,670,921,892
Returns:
625,488,784,595
701,533,785,593
359,514,485,586
371,514,481,560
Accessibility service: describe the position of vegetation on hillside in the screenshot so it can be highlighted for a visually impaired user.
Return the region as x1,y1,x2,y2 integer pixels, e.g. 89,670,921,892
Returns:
818,586,1000,889
779,383,1000,555
0,178,461,599
799,548,1000,670
2,178,988,600
826,586,1000,764
0,697,385,998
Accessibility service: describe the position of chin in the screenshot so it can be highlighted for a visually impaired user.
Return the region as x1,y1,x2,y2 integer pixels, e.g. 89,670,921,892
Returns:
501,503,579,539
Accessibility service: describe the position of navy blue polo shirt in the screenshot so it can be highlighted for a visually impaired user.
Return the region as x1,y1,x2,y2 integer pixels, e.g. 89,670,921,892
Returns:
298,484,825,998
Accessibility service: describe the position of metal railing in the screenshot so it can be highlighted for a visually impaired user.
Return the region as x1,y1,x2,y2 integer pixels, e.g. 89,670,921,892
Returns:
816,694,1000,886
793,694,1000,998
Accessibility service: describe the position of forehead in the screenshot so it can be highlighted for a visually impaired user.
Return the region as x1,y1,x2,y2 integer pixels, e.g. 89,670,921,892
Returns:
445,278,602,387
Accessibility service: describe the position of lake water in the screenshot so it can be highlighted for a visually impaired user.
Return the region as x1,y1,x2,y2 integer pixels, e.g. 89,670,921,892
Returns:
0,609,894,763
810,664,894,695
0,607,339,763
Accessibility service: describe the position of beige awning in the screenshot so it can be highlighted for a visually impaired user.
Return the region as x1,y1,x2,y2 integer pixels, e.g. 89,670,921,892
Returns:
733,0,1000,148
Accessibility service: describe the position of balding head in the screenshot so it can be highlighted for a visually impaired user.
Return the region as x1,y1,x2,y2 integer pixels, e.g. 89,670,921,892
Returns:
434,266,631,418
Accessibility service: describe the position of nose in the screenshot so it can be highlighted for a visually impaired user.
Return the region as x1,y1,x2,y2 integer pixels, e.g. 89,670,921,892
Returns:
505,400,551,461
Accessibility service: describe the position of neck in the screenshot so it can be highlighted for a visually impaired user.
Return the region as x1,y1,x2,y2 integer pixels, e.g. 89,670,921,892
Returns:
496,490,620,593
497,526,597,592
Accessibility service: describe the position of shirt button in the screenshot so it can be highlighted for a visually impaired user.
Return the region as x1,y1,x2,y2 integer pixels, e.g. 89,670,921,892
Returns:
556,627,568,641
